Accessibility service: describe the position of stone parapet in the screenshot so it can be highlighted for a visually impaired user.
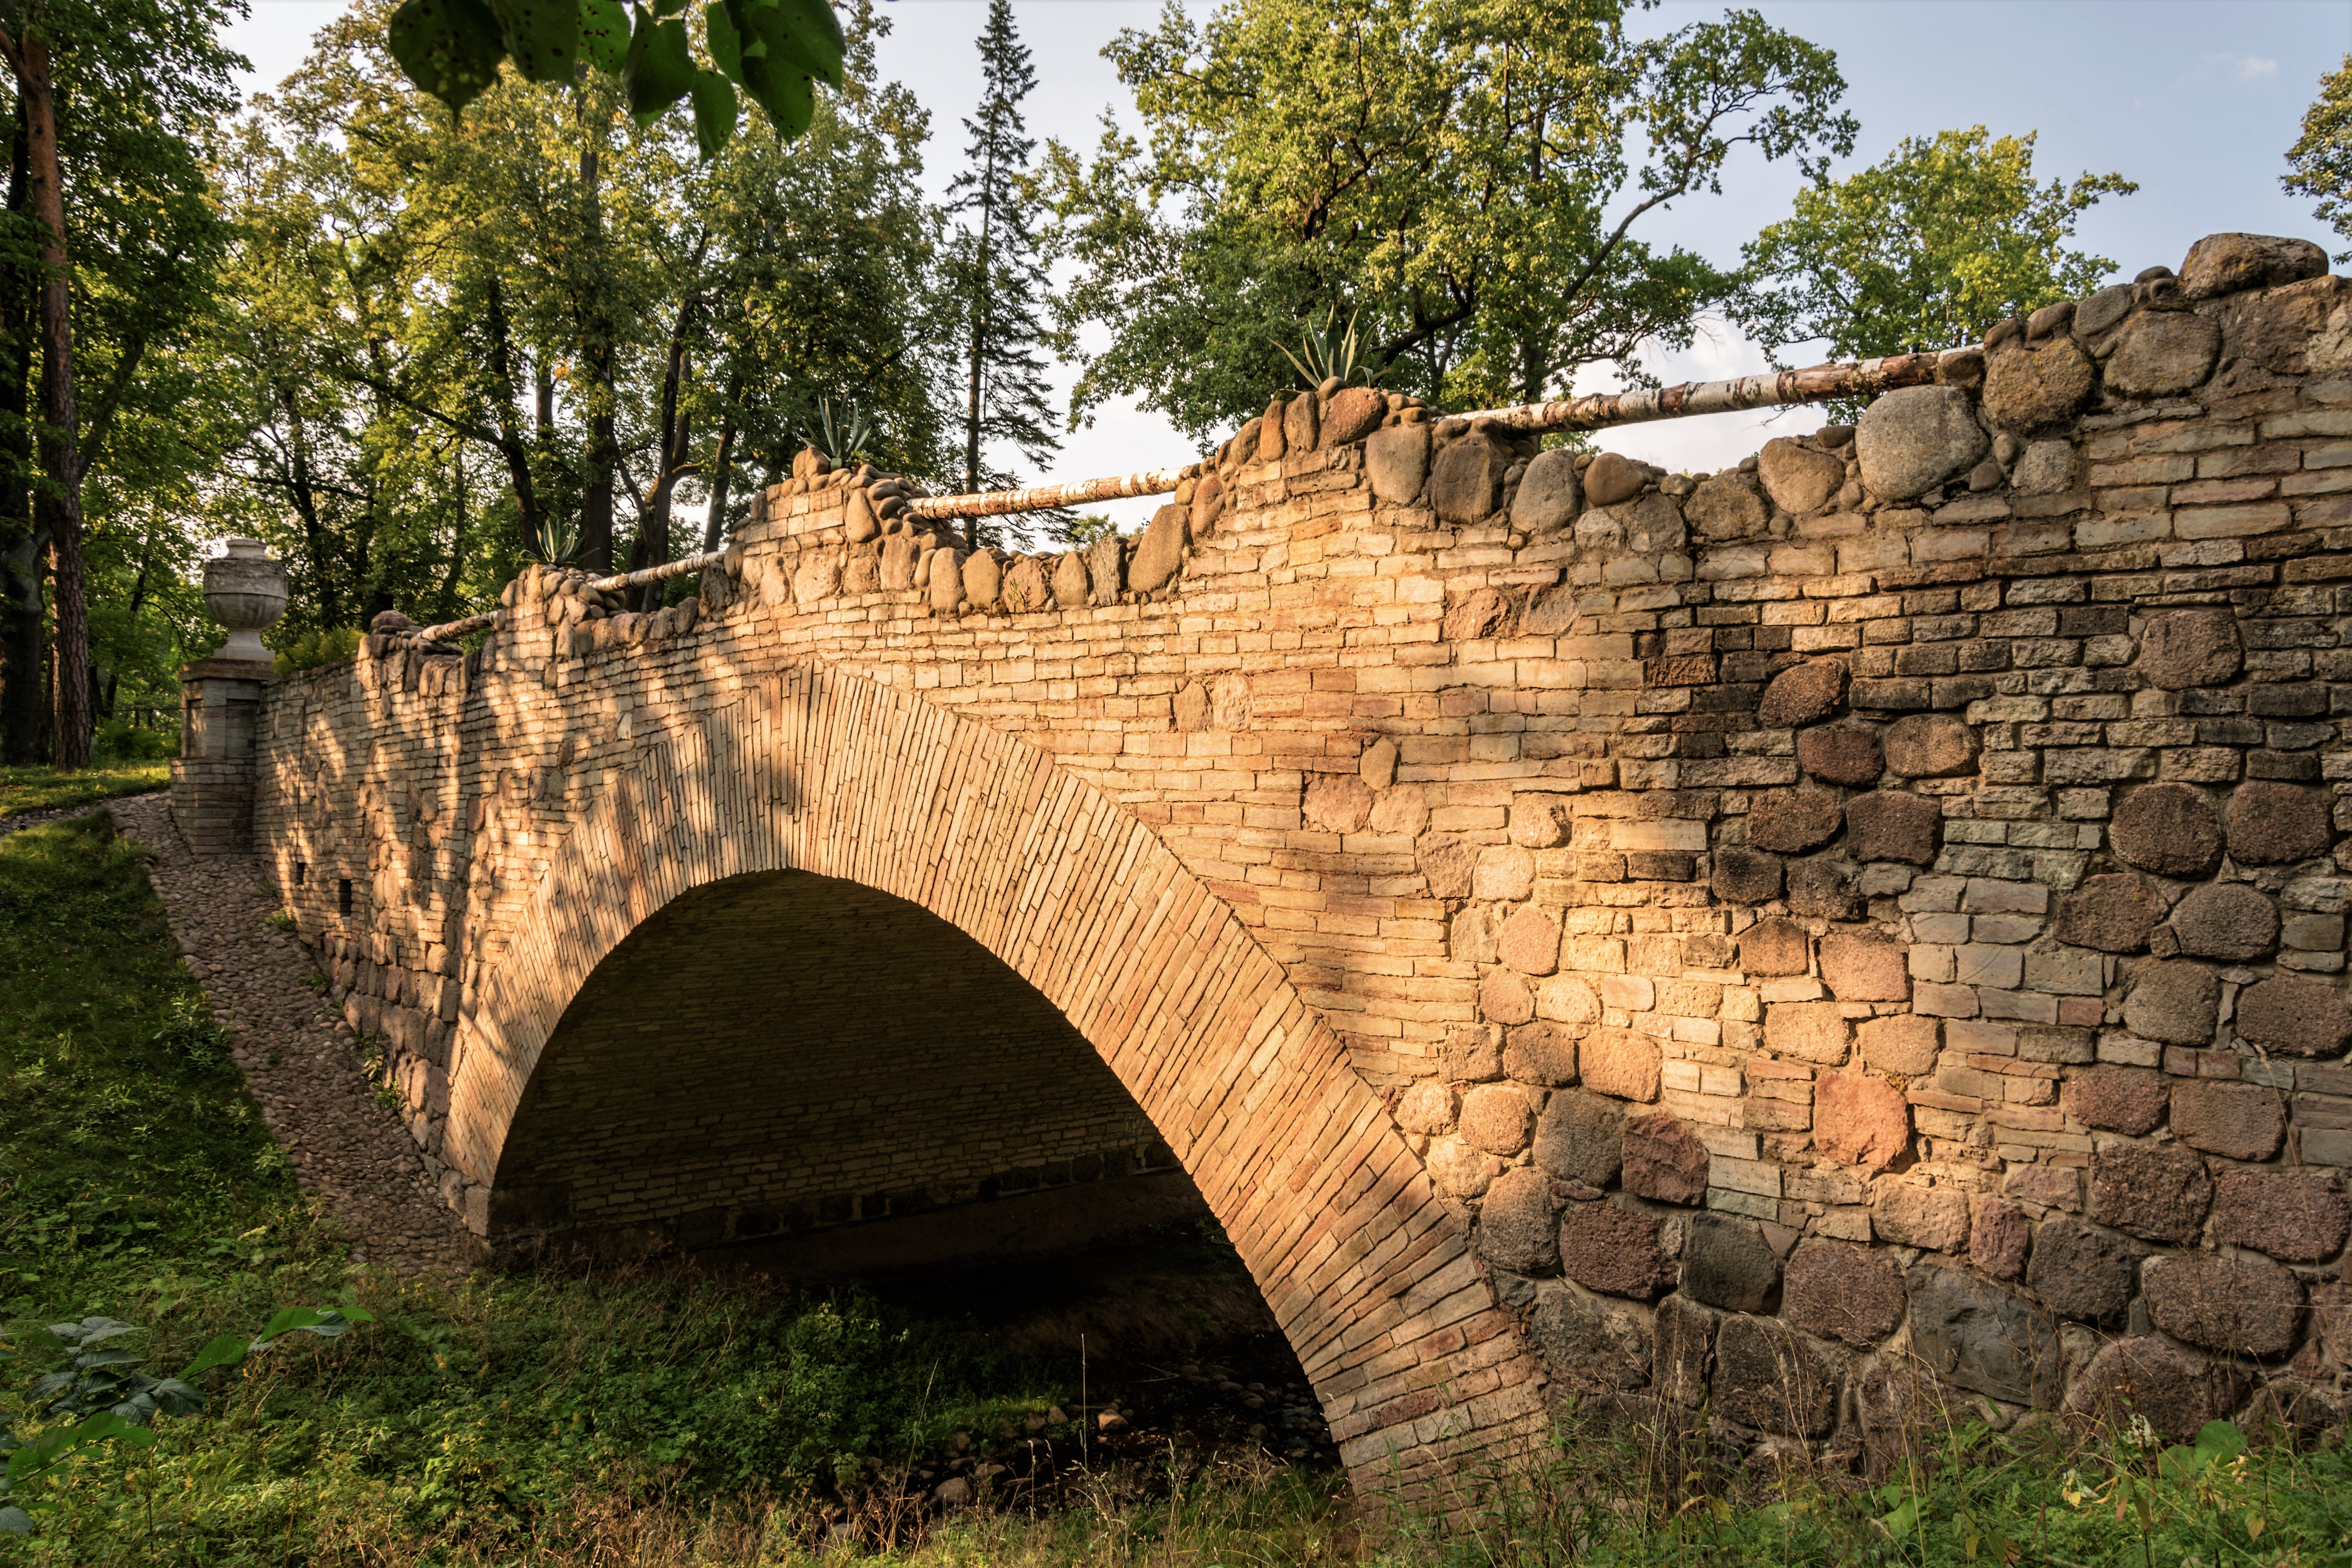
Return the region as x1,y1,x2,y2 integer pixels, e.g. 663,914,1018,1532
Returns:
243,230,2352,1487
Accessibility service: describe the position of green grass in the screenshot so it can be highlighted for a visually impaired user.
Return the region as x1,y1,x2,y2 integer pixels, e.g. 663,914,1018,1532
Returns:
0,760,171,818
3,811,2350,1567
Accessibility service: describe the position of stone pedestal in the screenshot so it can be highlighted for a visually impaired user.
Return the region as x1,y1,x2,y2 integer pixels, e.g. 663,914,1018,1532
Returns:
172,539,287,855
171,655,276,854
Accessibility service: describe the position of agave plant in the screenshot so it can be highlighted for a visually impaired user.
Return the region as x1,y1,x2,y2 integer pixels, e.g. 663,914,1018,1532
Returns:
1277,304,1377,389
531,514,582,568
803,396,875,467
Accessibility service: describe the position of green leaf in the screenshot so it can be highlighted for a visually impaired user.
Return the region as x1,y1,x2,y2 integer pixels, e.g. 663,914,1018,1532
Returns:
2194,1420,2247,1463
388,0,508,116
0,1506,28,1534
578,0,629,73
178,1334,251,1378
737,47,814,138
483,0,581,83
623,7,696,124
743,0,843,90
703,0,742,84
690,69,737,158
147,1379,204,1419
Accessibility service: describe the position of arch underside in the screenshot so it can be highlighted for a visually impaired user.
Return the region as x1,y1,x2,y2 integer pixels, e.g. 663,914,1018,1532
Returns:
444,662,1546,1487
490,868,1212,1273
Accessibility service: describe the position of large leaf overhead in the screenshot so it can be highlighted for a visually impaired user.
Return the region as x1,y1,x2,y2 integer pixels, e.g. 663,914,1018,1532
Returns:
484,0,581,82
579,0,630,73
385,0,845,149
623,6,696,124
387,0,507,116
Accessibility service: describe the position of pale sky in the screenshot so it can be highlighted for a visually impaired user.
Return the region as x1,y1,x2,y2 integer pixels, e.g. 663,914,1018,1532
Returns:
228,0,2351,530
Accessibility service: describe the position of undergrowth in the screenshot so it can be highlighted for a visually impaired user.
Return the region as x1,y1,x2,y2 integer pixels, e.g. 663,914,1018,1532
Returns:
0,762,169,820
3,809,2350,1565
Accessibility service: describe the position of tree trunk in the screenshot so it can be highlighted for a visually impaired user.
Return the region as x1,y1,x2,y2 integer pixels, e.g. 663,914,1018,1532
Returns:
21,33,87,766
699,414,737,554
481,276,541,554
575,88,615,574
961,152,996,551
0,92,39,764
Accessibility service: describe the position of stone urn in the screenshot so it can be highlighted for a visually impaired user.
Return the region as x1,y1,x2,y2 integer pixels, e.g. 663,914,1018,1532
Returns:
202,538,288,662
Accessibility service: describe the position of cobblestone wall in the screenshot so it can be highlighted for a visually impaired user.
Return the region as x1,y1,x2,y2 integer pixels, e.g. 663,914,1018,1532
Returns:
239,230,2352,1483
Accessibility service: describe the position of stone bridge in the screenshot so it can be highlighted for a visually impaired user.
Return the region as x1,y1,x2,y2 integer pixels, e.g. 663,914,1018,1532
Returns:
178,232,2352,1490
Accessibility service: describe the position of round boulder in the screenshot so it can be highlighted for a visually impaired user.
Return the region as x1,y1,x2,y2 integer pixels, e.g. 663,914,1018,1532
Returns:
1458,1083,1534,1155
1739,916,1811,976
1982,338,2095,431
2225,780,2332,866
1783,1240,1906,1346
1684,472,1767,541
2168,882,2279,961
2105,312,2222,399
1508,447,1581,533
1319,385,1387,448
2073,1337,2248,1444
1814,1070,1910,1168
2213,1169,2352,1264
1797,723,1883,786
1819,931,1909,1002
2111,783,2224,878
2060,1066,2169,1134
1621,1111,1708,1205
1582,452,1646,506
1682,1214,1780,1314
1532,1089,1624,1188
1856,384,1989,499
1757,657,1848,729
1757,437,1845,516
2179,232,2330,300
2027,1218,2137,1326
2144,1253,2304,1358
2170,1079,2285,1162
2091,1143,2214,1245
1710,847,1782,904
1476,1166,1559,1275
2055,874,2169,953
1882,713,1980,778
1430,430,1505,526
2121,960,2221,1045
1747,789,1844,854
2138,608,2243,691
2236,974,2352,1058
1557,1200,1675,1301
1844,791,1942,864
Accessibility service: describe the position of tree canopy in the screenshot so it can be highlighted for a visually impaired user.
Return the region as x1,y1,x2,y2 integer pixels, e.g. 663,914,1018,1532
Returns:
2286,55,2352,263
1734,126,2134,364
1041,0,1858,443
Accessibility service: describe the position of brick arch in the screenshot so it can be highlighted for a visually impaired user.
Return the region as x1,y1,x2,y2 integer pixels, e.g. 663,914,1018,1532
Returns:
441,661,1544,1491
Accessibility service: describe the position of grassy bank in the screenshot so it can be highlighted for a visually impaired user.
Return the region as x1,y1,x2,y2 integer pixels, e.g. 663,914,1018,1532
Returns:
0,762,171,819
2,809,2350,1566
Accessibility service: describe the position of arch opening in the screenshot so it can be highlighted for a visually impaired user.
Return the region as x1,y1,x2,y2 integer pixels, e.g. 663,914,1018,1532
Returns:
488,868,1216,1278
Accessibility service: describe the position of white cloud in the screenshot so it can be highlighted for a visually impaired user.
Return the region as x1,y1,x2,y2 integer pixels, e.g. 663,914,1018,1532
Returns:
2227,53,2279,82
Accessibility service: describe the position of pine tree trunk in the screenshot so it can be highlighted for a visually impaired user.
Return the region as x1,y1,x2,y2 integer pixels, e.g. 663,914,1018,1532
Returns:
0,86,39,764
21,33,86,766
576,84,614,574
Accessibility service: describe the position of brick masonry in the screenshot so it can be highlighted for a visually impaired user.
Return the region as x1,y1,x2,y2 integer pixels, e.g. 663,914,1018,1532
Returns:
214,233,2352,1488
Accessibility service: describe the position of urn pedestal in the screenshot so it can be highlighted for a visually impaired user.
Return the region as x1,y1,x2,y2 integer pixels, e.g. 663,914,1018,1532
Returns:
172,539,289,854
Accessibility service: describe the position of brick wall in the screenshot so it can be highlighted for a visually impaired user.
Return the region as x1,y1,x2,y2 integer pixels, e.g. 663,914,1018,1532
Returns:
240,231,2352,1485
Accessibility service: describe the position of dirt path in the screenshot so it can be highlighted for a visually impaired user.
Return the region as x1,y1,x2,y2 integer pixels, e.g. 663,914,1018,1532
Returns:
105,792,476,1277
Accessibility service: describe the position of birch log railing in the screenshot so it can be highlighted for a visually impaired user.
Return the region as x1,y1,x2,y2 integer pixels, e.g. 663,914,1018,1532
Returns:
408,350,1955,644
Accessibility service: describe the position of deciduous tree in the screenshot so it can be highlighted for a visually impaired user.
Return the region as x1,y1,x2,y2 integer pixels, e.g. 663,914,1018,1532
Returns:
1735,126,2134,365
1043,0,1857,442
2285,55,2352,262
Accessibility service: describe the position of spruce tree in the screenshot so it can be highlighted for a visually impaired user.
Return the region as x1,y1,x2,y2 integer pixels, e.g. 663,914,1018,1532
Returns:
944,0,1058,546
